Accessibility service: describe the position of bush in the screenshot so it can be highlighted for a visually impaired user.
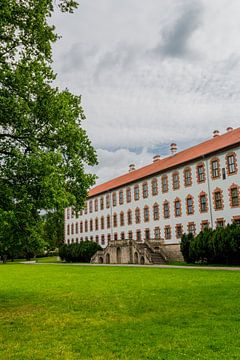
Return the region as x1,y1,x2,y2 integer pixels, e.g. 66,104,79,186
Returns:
59,241,102,263
181,224,240,265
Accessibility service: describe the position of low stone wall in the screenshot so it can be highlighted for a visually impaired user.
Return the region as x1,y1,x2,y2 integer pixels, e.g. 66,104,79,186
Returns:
161,244,183,262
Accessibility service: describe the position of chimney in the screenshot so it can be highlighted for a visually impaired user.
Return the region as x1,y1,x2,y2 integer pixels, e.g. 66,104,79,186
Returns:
170,143,177,155
153,154,161,163
129,164,135,172
213,130,220,138
226,127,233,132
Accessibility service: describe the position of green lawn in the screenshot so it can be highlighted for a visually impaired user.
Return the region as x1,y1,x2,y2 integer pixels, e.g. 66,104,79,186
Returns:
0,265,240,359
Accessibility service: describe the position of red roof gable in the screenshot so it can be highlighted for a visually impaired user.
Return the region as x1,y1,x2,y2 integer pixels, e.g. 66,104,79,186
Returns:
89,128,240,197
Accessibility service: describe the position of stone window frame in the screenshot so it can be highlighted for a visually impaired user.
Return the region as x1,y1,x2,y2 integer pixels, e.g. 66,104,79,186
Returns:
120,211,125,226
100,216,104,230
94,199,98,212
106,194,110,209
71,223,74,235
80,221,83,233
90,219,93,231
154,226,161,239
143,205,150,222
95,235,99,243
163,200,170,219
126,187,131,203
142,181,149,199
119,190,124,205
175,223,183,239
112,192,117,206
136,229,141,241
107,215,111,229
100,196,104,210
151,178,158,196
145,228,150,240
95,217,99,231
226,152,238,176
183,167,192,187
172,171,180,190
196,162,206,183
135,207,141,224
174,197,182,217
67,224,70,235
198,191,208,213
127,209,132,225
153,202,160,221
114,233,118,241
113,213,118,227
89,200,93,213
187,222,196,235
75,222,78,234
215,217,226,228
164,225,171,240
161,175,169,193
84,220,88,232
120,232,125,240
107,234,111,242
134,185,140,201
210,157,221,180
228,183,240,208
186,194,194,216
213,187,224,211
201,220,210,231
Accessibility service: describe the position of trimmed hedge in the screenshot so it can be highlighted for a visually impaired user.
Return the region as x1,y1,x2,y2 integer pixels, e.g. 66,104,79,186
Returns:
59,241,102,263
180,223,240,265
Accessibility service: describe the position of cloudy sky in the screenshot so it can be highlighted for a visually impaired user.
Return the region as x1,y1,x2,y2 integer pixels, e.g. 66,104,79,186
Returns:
52,0,240,184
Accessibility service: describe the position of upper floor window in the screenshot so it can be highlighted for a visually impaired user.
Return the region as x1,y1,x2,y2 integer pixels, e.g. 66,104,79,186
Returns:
75,222,78,234
188,222,196,235
90,219,93,231
95,218,98,231
161,175,168,193
101,235,105,245
184,167,192,187
144,206,150,222
151,178,158,196
142,182,148,198
126,188,131,203
196,163,205,183
80,221,83,233
84,202,87,214
211,158,220,179
163,201,170,218
226,153,237,175
112,192,117,206
135,208,140,224
213,188,223,210
107,215,111,228
119,190,124,205
106,194,110,209
172,172,180,190
145,228,150,240
120,212,124,226
127,209,132,225
136,230,141,242
186,196,194,215
101,216,104,230
67,224,70,235
199,192,208,213
153,203,159,220
113,213,117,227
174,198,181,217
89,200,93,213
134,185,140,201
71,223,74,235
85,220,88,232
100,196,104,210
94,199,98,212
229,185,239,207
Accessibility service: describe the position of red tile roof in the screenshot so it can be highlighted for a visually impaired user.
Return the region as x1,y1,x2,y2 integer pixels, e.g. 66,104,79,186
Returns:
89,128,240,197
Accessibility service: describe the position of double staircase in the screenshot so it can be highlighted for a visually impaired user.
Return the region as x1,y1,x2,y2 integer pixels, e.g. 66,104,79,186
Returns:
137,240,167,264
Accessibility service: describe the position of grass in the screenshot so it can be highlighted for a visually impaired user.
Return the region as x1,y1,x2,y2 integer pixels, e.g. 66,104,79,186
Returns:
1,265,240,359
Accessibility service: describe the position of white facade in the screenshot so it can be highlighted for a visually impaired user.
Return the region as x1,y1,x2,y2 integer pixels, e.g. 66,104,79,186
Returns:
64,133,240,248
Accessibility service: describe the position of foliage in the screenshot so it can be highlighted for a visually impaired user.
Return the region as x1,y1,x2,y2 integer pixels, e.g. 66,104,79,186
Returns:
59,241,102,263
181,224,240,264
0,0,97,257
43,209,64,251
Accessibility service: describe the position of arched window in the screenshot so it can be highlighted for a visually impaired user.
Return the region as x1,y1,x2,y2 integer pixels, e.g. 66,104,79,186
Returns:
151,178,158,196
113,213,118,227
135,208,140,224
163,200,170,218
119,190,124,205
213,188,224,210
84,220,88,232
174,198,182,217
161,175,168,193
199,192,208,213
183,167,192,187
226,152,238,175
186,195,194,215
101,216,104,230
107,215,111,228
229,184,239,208
144,206,149,222
126,187,131,203
120,211,124,226
210,158,220,179
153,203,159,220
172,171,180,190
127,209,132,225
142,182,148,198
134,185,140,201
95,218,98,230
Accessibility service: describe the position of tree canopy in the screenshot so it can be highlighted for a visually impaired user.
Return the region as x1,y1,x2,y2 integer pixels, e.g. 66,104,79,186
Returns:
0,0,97,258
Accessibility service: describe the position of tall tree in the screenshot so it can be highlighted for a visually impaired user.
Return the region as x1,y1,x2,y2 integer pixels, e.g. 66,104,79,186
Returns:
0,0,97,258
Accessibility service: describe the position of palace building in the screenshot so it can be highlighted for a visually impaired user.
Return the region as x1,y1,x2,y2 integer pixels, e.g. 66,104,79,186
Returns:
64,127,240,263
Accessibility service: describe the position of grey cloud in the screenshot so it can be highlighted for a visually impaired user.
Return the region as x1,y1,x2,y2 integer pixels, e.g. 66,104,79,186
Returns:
61,42,98,73
153,2,203,58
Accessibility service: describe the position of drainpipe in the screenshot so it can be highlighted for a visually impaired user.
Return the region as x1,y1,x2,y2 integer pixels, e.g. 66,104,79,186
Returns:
203,155,213,229
109,190,113,242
